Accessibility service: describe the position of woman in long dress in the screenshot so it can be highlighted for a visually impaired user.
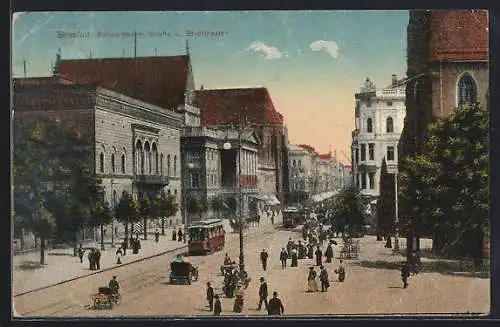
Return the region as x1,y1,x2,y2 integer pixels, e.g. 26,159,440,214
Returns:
307,267,319,292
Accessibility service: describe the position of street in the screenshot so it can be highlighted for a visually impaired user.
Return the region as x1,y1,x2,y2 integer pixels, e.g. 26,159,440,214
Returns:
13,223,489,317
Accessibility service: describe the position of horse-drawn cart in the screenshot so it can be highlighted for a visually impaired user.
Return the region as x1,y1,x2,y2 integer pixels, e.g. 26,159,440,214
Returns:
91,287,120,310
169,260,199,285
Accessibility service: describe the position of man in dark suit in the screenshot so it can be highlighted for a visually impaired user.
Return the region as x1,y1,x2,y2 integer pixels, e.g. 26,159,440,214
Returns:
260,249,269,271
206,282,215,311
267,291,284,315
257,277,268,311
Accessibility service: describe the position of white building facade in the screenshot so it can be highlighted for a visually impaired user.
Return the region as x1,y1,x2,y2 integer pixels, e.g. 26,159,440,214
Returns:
351,75,406,198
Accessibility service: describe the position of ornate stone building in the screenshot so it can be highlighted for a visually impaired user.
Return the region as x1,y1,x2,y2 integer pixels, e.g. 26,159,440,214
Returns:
351,75,406,198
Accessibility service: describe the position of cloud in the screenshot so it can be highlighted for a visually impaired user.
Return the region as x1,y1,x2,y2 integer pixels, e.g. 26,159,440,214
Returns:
246,41,286,60
16,16,54,45
309,40,340,58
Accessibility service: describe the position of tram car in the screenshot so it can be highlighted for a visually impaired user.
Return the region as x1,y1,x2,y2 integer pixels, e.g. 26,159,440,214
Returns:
282,207,301,228
188,219,226,255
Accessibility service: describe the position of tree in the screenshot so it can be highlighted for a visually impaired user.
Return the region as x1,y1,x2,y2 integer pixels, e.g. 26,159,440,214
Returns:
156,191,179,235
210,195,224,219
89,198,113,250
187,198,207,221
114,191,140,243
31,202,57,265
138,194,153,240
399,104,488,262
377,158,395,244
332,186,367,237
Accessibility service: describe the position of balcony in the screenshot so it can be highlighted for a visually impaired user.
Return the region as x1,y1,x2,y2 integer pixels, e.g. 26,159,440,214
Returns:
134,174,169,185
182,126,219,138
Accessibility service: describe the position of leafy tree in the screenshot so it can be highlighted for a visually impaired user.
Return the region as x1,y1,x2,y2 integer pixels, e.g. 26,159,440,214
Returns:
138,194,152,240
157,191,179,235
114,191,140,243
31,201,57,265
210,195,224,219
377,158,395,244
399,103,488,262
187,198,207,221
89,198,113,250
331,186,367,237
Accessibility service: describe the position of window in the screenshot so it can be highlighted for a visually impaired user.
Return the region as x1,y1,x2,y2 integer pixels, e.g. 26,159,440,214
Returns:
368,143,375,161
356,174,360,188
167,155,171,176
366,118,373,133
174,156,177,176
190,171,200,188
121,154,126,174
99,153,105,173
387,146,395,161
458,74,477,105
355,148,359,164
360,144,366,161
369,172,375,189
293,160,296,167
386,117,394,133
298,160,302,167
111,153,116,174
386,101,393,106
361,173,367,189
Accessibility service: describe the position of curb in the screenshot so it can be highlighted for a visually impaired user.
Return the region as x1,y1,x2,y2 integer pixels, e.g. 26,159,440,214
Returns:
13,244,188,298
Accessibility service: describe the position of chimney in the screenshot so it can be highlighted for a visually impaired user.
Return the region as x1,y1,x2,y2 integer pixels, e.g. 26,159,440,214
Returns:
392,74,397,86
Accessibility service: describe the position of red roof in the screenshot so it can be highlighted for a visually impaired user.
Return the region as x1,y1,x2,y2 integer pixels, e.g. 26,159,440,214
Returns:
13,76,76,85
57,56,191,109
319,153,332,160
428,10,488,61
297,144,318,155
195,88,283,125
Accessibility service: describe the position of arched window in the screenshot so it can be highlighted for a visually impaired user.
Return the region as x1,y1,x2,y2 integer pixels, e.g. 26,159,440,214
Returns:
111,153,116,174
458,73,477,105
99,152,105,173
151,143,158,174
144,141,151,174
135,140,143,174
112,190,117,209
386,117,394,133
298,160,302,167
121,154,125,174
366,118,373,133
160,153,164,175
174,155,177,176
293,160,296,166
167,155,171,176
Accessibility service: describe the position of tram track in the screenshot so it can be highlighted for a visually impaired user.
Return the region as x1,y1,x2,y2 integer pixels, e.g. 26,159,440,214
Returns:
15,225,281,317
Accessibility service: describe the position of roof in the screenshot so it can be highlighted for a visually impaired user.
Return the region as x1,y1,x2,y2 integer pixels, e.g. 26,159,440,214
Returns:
195,87,283,125
56,55,191,110
318,153,332,160
188,219,223,227
297,144,319,156
428,10,488,61
13,76,76,85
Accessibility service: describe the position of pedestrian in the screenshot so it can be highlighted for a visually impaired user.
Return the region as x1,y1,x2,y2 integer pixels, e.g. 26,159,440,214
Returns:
172,229,177,241
315,246,323,266
334,260,346,282
155,229,160,243
286,238,293,258
95,249,101,270
260,249,269,271
267,291,284,315
257,277,268,311
88,249,95,270
401,262,410,289
206,282,215,311
319,266,330,292
77,244,85,263
291,248,298,267
233,283,245,312
121,239,128,256
280,248,288,269
325,243,334,263
307,267,319,292
116,247,123,264
213,294,222,316
307,243,314,259
177,228,183,242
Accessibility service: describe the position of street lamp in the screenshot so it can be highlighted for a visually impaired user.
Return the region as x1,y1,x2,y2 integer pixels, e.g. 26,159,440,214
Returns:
184,162,195,243
223,128,245,276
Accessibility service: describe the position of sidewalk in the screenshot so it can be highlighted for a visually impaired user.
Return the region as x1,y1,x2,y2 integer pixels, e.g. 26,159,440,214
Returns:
12,213,281,296
12,227,188,296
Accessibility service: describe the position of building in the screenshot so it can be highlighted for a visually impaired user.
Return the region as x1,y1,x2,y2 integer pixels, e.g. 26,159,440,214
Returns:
399,9,488,159
180,125,260,223
13,79,184,237
195,87,288,208
351,75,406,198
53,51,202,223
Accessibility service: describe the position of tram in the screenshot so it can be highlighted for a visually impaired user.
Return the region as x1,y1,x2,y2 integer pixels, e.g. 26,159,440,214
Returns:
282,207,302,228
188,219,226,255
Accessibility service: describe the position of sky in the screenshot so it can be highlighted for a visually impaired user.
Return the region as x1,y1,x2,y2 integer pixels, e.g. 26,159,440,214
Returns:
12,11,409,163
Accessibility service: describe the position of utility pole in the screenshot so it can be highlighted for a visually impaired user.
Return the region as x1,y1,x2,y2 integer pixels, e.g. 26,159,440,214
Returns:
238,117,245,276
394,172,400,251
23,60,26,78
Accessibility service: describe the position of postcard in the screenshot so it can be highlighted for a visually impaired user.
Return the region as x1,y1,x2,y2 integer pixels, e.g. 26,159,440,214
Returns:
11,10,490,317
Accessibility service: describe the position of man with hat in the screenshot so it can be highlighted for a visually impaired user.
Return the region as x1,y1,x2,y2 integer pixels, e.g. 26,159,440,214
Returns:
260,249,269,271
206,282,215,311
267,291,284,315
257,277,268,311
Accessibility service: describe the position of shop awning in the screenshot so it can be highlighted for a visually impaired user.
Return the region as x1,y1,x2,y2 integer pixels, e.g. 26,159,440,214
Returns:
266,195,281,205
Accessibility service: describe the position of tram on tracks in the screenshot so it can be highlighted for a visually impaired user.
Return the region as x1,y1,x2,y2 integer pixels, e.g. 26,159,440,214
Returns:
188,219,226,255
